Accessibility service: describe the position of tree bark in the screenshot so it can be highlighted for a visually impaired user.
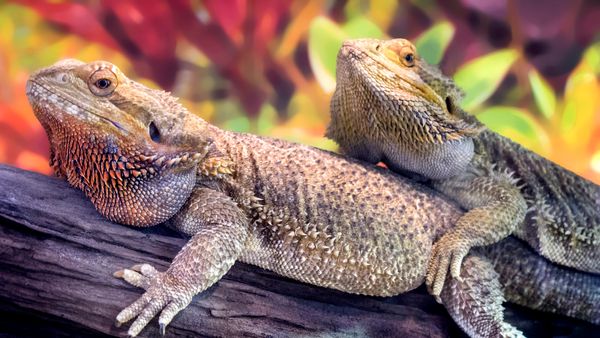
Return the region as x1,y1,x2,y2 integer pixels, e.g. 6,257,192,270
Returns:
0,164,594,337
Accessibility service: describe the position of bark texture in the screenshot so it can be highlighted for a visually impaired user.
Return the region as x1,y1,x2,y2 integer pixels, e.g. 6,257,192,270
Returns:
0,164,594,337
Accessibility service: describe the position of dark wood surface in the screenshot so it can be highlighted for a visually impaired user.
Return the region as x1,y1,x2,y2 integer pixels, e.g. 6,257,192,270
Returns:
0,164,595,337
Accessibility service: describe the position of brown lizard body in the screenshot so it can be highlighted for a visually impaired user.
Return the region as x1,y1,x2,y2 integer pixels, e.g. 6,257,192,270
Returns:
327,38,600,298
27,59,599,337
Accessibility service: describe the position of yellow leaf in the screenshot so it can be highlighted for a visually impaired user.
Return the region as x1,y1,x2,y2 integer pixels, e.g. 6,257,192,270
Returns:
560,64,599,148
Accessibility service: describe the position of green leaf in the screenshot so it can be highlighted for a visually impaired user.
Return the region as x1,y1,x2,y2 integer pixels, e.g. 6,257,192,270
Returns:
213,101,250,132
477,106,549,155
341,16,384,39
453,49,519,110
256,104,278,135
343,0,367,20
414,21,455,64
308,16,382,93
222,116,251,133
582,41,600,74
560,100,577,134
308,17,347,93
528,70,556,119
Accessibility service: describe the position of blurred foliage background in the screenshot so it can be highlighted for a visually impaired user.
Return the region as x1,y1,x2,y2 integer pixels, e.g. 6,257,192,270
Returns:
0,0,599,183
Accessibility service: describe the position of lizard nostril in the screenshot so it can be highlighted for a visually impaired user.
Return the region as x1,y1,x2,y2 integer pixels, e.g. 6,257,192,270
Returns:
53,73,68,83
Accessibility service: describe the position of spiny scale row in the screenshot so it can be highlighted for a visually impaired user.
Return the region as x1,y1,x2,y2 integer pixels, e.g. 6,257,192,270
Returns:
199,157,235,177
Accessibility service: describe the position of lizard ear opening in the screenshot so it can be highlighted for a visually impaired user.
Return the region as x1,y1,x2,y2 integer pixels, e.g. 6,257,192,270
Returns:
149,121,161,143
426,97,486,143
445,97,455,115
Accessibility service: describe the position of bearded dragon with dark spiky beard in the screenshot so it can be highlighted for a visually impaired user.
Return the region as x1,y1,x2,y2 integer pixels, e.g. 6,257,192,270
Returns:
27,59,598,337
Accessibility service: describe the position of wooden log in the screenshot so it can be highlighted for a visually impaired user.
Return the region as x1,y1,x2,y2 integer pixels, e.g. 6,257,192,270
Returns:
0,164,595,337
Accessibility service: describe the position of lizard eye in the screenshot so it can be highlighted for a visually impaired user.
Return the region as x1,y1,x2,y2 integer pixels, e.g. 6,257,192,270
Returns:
88,68,117,96
95,78,111,89
148,121,161,142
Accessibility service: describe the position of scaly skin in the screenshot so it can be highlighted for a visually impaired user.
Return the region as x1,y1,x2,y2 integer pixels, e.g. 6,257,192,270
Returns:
327,38,600,299
27,60,599,337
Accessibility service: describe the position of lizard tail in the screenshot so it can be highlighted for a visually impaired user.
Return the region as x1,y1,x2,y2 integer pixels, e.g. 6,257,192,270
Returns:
482,238,600,325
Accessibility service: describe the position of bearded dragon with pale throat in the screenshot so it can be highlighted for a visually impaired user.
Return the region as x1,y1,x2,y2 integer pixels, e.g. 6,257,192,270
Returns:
327,38,600,299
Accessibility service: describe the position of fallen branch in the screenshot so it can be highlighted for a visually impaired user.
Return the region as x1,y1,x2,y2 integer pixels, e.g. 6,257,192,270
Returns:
0,164,593,337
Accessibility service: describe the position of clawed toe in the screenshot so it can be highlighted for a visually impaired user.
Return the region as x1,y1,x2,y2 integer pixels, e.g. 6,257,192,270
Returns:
113,267,193,337
426,239,470,300
114,263,160,290
131,263,159,277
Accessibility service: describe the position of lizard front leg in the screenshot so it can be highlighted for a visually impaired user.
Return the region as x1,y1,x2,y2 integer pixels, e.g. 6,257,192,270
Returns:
440,253,525,338
427,169,527,300
114,187,248,336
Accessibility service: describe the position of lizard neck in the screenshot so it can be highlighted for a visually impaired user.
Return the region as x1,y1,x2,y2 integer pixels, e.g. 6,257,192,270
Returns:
190,121,237,181
381,139,475,180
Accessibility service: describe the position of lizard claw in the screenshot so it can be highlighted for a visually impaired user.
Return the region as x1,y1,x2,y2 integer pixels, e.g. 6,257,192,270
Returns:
114,263,193,337
426,234,470,300
114,263,161,290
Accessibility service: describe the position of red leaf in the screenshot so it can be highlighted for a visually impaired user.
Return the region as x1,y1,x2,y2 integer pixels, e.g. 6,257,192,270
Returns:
14,0,118,49
102,0,176,61
250,0,290,56
204,0,247,46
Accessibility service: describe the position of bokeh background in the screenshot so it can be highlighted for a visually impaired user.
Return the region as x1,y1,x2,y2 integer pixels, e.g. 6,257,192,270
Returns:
0,0,599,183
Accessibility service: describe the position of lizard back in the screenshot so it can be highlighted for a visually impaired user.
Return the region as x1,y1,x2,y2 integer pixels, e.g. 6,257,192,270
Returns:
213,130,462,296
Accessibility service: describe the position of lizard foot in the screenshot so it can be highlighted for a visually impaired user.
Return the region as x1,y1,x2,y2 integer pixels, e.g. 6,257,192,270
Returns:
114,264,193,337
426,234,470,302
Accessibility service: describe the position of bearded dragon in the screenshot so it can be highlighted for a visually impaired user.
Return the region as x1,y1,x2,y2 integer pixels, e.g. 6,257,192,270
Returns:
27,59,598,337
327,38,600,299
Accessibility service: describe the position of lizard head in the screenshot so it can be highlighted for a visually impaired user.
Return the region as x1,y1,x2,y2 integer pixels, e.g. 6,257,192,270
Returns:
332,38,483,145
26,59,211,227
328,38,485,179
